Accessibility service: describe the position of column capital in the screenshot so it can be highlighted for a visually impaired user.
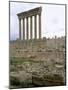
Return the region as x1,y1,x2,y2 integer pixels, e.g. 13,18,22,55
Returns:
18,18,21,21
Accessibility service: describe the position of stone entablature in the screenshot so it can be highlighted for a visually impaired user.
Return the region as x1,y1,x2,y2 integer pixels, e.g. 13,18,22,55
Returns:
17,7,42,18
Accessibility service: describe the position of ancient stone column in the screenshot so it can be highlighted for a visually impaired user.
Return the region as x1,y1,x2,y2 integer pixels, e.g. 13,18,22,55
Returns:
34,15,37,39
17,7,42,40
30,16,32,39
26,17,29,40
39,14,41,39
19,18,21,40
23,18,25,40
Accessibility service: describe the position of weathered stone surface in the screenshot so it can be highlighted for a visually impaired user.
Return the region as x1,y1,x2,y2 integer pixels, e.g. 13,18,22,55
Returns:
10,37,65,88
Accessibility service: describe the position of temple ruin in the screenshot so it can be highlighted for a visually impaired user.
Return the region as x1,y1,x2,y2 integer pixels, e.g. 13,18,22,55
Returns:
17,7,42,40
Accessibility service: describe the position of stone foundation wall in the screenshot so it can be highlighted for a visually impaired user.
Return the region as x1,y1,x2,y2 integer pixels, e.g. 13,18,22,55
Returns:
9,38,65,58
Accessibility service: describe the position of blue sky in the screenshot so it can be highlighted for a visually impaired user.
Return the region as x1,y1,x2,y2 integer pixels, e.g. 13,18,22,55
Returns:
10,2,65,40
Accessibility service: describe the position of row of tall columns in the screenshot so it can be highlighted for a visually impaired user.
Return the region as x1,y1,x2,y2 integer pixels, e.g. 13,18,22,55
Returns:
19,14,41,40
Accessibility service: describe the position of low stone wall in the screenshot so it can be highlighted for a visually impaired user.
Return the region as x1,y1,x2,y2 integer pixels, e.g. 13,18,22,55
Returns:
9,38,65,58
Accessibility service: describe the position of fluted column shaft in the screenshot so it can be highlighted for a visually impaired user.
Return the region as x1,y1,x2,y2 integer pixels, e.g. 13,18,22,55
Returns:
23,18,25,40
34,15,37,39
26,17,28,40
30,16,32,39
39,14,41,39
19,18,21,40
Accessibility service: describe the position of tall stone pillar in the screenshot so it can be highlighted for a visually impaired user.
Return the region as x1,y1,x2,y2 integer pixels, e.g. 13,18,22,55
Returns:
23,18,25,40
26,17,28,40
19,18,21,40
30,16,32,39
34,15,37,39
39,14,41,39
